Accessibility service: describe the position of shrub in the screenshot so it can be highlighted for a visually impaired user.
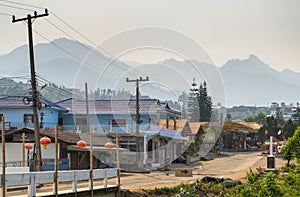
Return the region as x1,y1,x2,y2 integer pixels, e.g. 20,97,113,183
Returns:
259,173,283,197
246,168,259,184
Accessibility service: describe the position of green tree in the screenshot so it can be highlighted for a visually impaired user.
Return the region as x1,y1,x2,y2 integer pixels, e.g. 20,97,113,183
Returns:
187,78,199,121
282,139,296,166
198,81,212,122
255,112,267,124
244,115,255,122
244,112,266,124
178,91,188,119
292,105,300,126
282,127,300,166
282,119,296,139
226,113,232,122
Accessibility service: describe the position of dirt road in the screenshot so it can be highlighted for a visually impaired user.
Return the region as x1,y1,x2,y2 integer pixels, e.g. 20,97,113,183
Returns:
122,151,285,191
7,151,285,196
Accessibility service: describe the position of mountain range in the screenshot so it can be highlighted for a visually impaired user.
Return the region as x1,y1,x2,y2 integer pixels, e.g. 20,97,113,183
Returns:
0,38,299,106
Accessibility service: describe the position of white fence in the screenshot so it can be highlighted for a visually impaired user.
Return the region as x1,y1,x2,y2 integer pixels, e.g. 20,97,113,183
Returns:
0,168,118,196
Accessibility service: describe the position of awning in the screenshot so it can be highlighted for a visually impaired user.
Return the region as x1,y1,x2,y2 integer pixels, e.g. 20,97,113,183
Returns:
67,145,128,152
142,126,189,142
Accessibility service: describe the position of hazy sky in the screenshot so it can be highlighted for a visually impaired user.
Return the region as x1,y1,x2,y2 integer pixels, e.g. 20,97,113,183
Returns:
0,0,299,72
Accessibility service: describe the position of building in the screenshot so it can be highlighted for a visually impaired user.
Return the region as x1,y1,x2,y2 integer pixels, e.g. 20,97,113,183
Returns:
0,96,67,130
57,98,185,170
56,98,180,133
221,122,262,149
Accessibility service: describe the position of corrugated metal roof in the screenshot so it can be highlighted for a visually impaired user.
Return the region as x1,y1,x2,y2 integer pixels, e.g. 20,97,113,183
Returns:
5,127,111,146
0,96,66,110
56,98,181,115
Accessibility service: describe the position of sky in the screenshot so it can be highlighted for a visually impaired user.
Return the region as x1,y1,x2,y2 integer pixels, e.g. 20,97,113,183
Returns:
0,0,299,72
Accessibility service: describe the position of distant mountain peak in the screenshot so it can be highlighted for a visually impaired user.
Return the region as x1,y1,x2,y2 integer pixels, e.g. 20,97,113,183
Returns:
247,54,264,64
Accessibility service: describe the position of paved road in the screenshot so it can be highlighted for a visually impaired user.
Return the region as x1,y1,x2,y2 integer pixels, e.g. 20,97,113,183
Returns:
7,151,285,195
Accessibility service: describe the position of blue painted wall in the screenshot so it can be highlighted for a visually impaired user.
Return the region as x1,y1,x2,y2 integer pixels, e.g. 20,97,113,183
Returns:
60,112,178,133
0,107,62,129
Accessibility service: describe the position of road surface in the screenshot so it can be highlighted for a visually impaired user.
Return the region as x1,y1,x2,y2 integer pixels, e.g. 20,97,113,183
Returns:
7,151,285,196
121,151,285,191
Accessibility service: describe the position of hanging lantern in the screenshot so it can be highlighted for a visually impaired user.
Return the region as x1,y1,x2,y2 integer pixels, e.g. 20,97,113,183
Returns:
77,140,87,149
40,136,51,150
105,142,114,149
25,143,33,150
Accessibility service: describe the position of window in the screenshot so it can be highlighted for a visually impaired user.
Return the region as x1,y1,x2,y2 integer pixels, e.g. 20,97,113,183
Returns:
24,114,34,124
112,119,126,128
58,117,63,126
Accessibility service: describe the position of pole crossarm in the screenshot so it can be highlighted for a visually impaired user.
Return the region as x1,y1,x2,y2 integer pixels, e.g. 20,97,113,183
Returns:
12,9,48,23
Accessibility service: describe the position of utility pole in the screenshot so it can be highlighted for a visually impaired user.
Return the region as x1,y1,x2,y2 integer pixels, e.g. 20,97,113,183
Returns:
12,9,49,171
85,83,93,197
1,115,6,197
126,77,149,159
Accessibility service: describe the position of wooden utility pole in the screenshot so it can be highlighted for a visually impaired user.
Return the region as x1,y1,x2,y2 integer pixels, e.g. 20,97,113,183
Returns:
85,83,93,197
126,77,149,161
22,133,26,167
54,124,58,196
12,9,49,172
1,116,6,197
116,133,120,197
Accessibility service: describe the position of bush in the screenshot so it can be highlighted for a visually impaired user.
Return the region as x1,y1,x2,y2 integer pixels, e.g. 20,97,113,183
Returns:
246,168,259,184
259,173,283,197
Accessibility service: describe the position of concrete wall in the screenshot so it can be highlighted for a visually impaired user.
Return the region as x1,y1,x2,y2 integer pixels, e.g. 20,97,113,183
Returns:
0,143,59,163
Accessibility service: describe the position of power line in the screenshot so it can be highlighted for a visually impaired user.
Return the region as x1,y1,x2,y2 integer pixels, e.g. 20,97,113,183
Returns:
51,11,143,77
0,2,33,12
2,1,143,79
0,0,45,10
2,2,178,98
0,12,12,16
30,26,122,78
1,0,138,75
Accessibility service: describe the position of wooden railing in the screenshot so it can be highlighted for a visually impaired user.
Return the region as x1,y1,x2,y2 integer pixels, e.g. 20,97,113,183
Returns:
0,168,117,196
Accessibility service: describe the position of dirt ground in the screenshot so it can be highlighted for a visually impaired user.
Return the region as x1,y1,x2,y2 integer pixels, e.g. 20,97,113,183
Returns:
6,151,285,196
121,151,285,193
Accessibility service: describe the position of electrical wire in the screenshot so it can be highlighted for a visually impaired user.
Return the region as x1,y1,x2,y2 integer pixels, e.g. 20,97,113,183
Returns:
1,0,141,77
0,2,33,12
0,0,45,10
0,12,12,16
2,0,183,99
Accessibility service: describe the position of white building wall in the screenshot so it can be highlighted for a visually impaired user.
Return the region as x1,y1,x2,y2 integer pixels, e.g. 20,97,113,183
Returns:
0,143,59,163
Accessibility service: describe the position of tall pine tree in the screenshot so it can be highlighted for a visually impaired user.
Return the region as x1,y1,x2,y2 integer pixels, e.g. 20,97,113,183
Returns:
187,78,199,121
198,81,212,122
187,79,212,122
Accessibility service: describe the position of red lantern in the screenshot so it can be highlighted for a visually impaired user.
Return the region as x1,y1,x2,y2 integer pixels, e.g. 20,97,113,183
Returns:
77,140,87,149
25,143,33,150
105,142,114,149
40,136,51,150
